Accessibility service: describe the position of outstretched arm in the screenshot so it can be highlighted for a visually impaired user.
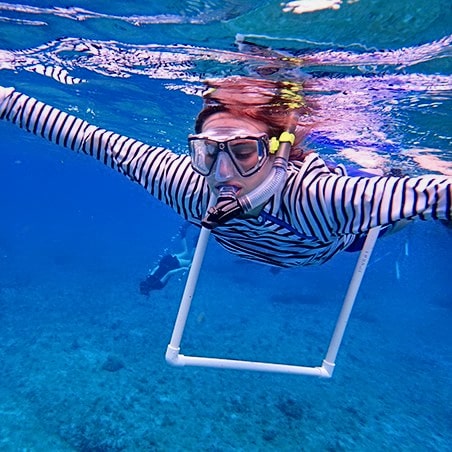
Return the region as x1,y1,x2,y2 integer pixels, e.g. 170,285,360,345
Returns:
323,170,452,236
0,86,209,221
288,154,452,241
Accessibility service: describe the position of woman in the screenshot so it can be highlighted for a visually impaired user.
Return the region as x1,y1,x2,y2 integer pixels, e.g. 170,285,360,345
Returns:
0,78,450,268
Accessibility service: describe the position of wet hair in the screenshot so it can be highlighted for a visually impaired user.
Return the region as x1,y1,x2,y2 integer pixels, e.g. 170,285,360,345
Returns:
195,105,228,133
195,76,313,161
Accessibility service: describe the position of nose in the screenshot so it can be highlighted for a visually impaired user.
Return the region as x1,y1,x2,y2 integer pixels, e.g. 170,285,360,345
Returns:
214,151,237,182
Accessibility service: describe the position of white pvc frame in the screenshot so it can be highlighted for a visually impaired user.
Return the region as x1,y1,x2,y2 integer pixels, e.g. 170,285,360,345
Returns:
166,225,381,377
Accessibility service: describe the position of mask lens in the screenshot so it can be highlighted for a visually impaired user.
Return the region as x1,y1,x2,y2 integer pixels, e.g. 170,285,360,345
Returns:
189,139,219,175
189,133,268,177
228,139,265,175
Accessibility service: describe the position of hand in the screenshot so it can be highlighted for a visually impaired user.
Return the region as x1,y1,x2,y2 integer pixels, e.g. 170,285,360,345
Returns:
282,0,342,14
0,86,14,109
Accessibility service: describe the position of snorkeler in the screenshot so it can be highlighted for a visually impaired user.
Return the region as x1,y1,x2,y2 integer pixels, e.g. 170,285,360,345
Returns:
140,222,193,295
0,78,450,270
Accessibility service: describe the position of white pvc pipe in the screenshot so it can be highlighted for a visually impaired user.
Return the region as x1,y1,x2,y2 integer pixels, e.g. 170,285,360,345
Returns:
323,226,381,374
166,224,211,363
166,216,381,378
171,354,330,377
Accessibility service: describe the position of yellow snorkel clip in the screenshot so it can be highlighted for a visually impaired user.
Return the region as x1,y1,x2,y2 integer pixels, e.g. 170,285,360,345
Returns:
269,131,295,155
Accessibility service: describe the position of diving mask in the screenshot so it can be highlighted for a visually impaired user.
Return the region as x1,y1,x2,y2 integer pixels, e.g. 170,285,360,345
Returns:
188,130,270,177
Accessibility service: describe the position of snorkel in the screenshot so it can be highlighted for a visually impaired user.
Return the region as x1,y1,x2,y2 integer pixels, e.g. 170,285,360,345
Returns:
201,116,297,229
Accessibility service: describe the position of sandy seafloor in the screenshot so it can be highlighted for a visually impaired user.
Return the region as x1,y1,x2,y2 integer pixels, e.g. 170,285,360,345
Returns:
0,157,450,450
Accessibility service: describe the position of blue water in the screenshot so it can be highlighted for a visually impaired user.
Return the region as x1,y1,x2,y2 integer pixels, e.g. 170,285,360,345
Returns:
0,1,451,450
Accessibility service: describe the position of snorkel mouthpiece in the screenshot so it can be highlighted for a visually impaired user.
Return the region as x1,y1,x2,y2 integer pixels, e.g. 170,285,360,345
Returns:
201,186,243,229
201,117,298,229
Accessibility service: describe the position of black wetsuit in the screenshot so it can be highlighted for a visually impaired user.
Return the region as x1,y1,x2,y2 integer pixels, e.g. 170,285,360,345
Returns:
140,254,181,294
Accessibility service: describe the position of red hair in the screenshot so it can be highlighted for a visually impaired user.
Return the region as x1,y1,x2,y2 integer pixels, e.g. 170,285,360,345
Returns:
195,76,315,161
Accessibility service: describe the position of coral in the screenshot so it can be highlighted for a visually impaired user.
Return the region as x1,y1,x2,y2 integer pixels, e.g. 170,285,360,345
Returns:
101,355,125,372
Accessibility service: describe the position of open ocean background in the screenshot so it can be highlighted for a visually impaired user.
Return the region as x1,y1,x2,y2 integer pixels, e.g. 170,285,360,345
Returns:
0,1,451,450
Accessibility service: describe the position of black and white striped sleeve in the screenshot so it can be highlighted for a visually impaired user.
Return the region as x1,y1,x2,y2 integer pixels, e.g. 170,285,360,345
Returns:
287,154,452,238
321,172,452,234
0,86,208,221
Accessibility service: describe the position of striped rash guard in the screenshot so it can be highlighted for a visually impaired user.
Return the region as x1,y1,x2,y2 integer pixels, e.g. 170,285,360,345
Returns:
1,87,451,268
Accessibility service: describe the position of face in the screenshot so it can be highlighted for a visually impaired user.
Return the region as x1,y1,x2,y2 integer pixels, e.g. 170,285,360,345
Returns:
199,112,274,198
